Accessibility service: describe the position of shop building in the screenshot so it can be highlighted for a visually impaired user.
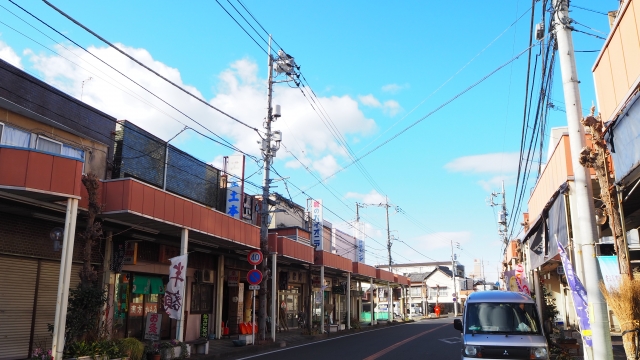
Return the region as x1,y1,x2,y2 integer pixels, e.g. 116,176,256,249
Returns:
0,58,114,359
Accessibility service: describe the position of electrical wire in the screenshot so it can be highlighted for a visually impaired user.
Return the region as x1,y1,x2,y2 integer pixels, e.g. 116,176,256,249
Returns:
39,0,260,134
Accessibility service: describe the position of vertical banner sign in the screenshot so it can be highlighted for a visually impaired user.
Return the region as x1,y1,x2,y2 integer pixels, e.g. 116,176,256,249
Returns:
558,242,592,347
200,313,209,338
598,255,622,291
308,199,323,250
144,312,162,340
357,239,366,263
164,254,188,320
514,264,531,295
225,154,245,219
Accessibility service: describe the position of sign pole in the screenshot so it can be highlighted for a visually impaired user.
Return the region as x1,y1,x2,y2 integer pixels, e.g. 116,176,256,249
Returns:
253,264,256,346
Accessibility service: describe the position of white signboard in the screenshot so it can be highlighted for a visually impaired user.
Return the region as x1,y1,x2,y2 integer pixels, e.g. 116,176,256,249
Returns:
308,199,323,250
144,312,162,340
249,284,260,290
225,154,245,219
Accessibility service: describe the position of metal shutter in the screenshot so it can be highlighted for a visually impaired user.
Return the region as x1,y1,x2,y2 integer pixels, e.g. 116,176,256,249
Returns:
0,256,37,360
31,262,81,354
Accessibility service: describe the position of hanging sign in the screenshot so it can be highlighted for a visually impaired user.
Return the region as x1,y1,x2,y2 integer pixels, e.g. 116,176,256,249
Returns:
164,254,188,320
598,256,622,292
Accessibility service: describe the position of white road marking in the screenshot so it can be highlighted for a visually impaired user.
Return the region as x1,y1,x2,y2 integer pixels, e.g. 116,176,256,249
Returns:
439,337,462,344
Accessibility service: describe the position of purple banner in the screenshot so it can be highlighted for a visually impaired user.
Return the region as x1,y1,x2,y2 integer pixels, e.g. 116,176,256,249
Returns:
558,242,592,347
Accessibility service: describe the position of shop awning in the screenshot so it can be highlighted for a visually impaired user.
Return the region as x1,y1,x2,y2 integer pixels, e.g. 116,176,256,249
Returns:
606,91,640,186
546,194,569,260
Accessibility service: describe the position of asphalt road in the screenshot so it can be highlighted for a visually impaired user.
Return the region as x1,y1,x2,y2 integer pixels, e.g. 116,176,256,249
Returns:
237,318,463,360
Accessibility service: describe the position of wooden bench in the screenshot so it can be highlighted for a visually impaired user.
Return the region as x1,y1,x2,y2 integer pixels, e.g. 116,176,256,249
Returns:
185,338,209,355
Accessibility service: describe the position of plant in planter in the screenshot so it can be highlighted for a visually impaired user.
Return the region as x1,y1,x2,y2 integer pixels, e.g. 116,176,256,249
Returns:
95,340,122,360
144,342,161,360
64,341,96,359
157,340,187,360
30,348,53,360
118,338,145,360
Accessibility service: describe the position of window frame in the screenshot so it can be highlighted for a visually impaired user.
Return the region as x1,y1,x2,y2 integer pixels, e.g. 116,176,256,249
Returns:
190,282,214,314
36,135,63,154
0,122,4,144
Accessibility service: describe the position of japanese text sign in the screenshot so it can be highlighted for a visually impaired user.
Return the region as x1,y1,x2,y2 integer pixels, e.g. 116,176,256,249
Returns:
308,199,323,250
164,254,188,320
144,312,162,341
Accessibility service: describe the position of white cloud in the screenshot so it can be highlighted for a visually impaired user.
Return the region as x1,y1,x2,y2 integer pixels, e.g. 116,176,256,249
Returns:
382,100,401,117
311,155,342,179
0,39,23,69
15,42,377,172
381,83,408,94
445,152,520,174
413,231,473,251
358,95,402,117
359,94,381,107
345,189,386,204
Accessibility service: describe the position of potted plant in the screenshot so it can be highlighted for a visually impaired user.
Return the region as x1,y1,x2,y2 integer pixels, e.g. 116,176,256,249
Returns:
118,338,144,360
144,342,160,360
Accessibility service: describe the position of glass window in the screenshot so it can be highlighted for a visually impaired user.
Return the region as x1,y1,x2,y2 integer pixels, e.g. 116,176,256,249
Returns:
0,123,3,143
62,144,85,161
1,125,31,147
191,283,213,314
465,302,541,334
36,136,62,154
410,287,421,297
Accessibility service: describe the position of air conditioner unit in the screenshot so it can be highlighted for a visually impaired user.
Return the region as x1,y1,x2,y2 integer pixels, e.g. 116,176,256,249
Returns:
198,269,214,283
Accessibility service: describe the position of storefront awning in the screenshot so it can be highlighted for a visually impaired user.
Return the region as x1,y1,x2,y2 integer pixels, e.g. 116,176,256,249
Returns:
606,91,640,186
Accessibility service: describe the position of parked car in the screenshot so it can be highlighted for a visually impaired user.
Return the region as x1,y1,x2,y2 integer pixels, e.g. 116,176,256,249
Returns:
453,291,548,359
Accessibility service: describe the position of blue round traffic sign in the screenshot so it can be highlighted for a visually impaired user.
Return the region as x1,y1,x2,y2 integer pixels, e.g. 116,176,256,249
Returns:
247,269,263,285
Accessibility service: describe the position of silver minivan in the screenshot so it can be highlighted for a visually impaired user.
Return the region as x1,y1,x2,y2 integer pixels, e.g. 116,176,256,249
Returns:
453,291,548,359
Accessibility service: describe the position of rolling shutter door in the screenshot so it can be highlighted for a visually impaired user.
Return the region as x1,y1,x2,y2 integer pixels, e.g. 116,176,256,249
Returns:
0,256,37,360
31,262,82,353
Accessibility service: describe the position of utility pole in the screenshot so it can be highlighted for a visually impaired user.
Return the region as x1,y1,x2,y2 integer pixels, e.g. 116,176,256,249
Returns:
489,180,509,246
258,36,296,341
450,240,459,316
358,198,395,321
551,1,613,358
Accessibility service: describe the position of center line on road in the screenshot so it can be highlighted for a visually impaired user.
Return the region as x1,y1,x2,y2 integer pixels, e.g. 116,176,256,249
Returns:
362,323,450,360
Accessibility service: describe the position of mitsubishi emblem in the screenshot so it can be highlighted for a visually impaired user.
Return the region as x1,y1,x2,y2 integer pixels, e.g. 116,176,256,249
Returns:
503,350,509,356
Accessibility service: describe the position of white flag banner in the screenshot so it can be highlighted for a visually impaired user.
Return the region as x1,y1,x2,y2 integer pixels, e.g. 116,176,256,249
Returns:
164,254,188,320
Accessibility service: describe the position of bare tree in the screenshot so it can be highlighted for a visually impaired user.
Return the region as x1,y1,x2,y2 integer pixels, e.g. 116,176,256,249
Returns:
579,106,631,277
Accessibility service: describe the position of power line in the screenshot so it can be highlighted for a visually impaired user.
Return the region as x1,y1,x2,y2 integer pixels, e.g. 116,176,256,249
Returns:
38,0,259,134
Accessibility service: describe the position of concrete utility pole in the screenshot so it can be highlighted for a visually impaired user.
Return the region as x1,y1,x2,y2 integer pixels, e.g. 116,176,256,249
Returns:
258,35,296,340
450,240,459,316
358,198,395,321
551,1,613,358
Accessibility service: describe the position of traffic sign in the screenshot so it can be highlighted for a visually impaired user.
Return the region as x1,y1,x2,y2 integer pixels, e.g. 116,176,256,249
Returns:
248,284,260,290
247,269,263,285
452,297,457,302
247,250,263,266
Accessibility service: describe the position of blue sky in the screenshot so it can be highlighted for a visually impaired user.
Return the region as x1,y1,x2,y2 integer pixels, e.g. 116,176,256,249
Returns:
0,0,613,281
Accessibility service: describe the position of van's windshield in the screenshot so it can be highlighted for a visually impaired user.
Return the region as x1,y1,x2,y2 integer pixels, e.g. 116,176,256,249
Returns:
465,302,541,335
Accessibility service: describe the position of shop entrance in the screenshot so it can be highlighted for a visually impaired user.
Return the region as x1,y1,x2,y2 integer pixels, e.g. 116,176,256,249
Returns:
112,273,173,340
278,285,301,329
